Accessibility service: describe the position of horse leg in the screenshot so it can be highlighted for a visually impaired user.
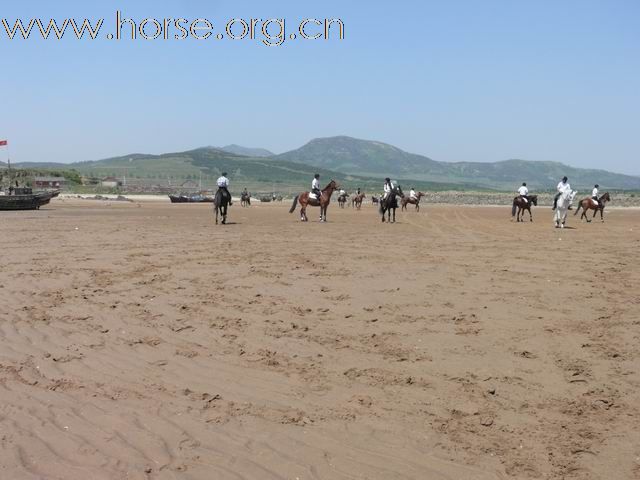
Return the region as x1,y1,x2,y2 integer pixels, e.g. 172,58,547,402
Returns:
529,207,533,222
215,206,219,225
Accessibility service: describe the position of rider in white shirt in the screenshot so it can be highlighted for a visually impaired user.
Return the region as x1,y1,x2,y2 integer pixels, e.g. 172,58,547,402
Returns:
518,182,529,202
553,176,571,210
216,172,232,205
383,178,394,200
409,188,418,200
592,184,600,207
311,174,321,200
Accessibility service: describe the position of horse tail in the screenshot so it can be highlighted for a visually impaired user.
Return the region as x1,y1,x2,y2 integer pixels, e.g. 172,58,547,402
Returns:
511,198,517,217
573,202,581,216
289,195,299,213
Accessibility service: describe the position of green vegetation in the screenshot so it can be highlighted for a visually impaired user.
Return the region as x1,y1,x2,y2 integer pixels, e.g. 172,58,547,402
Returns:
4,136,639,193
275,136,640,190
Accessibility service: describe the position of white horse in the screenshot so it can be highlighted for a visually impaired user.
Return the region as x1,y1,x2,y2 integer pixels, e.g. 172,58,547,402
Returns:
554,189,578,228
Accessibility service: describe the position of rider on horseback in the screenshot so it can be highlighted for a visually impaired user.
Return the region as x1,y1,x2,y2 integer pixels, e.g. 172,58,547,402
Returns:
312,174,322,201
409,187,417,201
552,176,571,210
518,182,529,203
592,184,600,208
383,178,394,200
217,172,232,206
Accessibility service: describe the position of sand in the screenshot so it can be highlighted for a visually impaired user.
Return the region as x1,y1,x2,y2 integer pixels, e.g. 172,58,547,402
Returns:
1,199,639,480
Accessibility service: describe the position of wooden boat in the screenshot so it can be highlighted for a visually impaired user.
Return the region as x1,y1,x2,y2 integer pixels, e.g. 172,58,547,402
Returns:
0,187,60,210
168,194,214,203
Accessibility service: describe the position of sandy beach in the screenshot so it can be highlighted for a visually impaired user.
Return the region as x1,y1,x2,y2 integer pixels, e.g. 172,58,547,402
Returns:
1,199,638,480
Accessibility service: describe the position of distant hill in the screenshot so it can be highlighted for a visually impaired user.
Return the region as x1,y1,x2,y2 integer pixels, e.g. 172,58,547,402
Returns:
219,144,274,157
4,137,639,191
275,136,640,190
1,148,474,193
276,136,442,178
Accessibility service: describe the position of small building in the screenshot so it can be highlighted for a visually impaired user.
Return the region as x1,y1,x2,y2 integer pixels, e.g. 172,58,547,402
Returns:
101,176,122,188
34,176,66,190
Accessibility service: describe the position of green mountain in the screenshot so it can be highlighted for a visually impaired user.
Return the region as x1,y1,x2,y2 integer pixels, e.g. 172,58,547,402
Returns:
219,144,274,157
276,136,442,178
275,136,640,190
4,137,639,192
1,147,473,193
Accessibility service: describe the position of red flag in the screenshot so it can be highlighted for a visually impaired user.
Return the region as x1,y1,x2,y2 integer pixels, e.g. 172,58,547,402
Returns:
0,140,7,146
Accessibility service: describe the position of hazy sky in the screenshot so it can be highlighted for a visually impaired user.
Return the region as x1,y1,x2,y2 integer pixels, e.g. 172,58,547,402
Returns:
1,0,639,175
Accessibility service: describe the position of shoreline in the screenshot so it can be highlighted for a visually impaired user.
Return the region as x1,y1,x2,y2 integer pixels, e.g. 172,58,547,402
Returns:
54,194,640,209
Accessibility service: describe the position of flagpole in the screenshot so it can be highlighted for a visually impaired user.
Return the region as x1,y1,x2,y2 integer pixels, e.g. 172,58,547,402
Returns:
0,140,9,190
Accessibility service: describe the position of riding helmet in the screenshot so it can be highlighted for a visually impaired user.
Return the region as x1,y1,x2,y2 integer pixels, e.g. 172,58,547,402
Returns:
595,184,599,188
222,172,227,176
562,176,568,182
385,177,391,182
314,174,320,179
522,182,527,186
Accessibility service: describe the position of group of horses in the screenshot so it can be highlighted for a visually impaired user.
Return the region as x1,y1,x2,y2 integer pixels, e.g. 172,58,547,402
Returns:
337,192,368,210
511,190,611,228
214,180,612,228
288,181,420,223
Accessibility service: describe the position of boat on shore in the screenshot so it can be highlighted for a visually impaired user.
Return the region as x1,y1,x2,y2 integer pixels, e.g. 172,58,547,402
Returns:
168,193,214,203
0,187,60,210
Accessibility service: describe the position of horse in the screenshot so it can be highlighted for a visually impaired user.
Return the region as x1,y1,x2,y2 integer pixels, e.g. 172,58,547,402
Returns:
338,193,348,209
401,192,426,212
511,195,538,222
289,180,340,222
574,192,610,223
380,186,404,223
352,193,366,210
371,195,380,205
241,192,251,207
554,189,577,228
213,188,231,225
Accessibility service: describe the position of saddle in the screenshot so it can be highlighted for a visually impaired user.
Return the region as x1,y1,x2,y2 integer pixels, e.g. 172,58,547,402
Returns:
309,192,321,201
591,198,599,207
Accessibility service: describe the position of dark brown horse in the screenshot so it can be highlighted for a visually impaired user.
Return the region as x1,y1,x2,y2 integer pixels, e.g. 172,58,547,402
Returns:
401,192,426,211
289,180,339,222
352,193,366,210
380,186,404,223
511,195,538,222
240,192,251,207
574,192,610,222
371,195,380,205
213,188,231,225
338,193,348,208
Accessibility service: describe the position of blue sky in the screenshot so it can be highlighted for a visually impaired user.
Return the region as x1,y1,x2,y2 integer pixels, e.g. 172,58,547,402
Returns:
0,0,638,175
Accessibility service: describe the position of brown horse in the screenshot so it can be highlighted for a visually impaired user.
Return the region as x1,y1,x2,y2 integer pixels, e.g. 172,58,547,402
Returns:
338,193,348,208
511,195,538,222
401,192,426,211
371,195,380,205
574,192,610,222
352,192,366,210
289,180,340,222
